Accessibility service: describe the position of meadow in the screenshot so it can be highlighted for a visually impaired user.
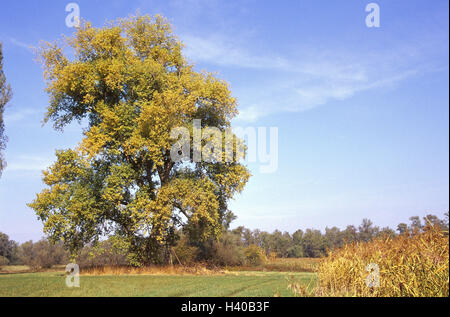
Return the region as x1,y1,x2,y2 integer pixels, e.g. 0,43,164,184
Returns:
0,270,316,297
1,229,447,297
0,258,319,297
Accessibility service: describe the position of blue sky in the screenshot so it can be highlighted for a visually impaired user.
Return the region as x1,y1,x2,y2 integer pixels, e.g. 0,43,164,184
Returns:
0,0,448,242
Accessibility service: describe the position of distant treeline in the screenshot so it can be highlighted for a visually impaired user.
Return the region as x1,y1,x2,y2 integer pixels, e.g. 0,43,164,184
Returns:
1,213,448,269
228,213,449,258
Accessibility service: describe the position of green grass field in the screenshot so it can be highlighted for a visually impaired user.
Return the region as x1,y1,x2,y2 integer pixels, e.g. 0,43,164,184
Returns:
0,271,316,297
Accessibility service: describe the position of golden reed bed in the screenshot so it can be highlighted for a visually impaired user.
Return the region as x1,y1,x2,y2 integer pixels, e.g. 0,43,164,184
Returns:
308,226,449,297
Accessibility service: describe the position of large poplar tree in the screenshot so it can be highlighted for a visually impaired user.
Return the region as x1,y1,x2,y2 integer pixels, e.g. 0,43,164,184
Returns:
28,15,250,265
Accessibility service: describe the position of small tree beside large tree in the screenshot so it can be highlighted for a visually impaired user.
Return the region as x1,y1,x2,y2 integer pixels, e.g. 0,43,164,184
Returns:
28,15,250,265
0,42,12,177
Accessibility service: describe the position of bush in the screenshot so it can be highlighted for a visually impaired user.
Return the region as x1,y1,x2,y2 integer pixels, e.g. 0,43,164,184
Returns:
172,237,199,266
214,242,245,266
315,226,449,297
0,255,9,269
243,245,267,266
76,239,128,268
20,239,68,269
0,232,21,264
286,245,305,258
268,251,277,261
201,232,245,266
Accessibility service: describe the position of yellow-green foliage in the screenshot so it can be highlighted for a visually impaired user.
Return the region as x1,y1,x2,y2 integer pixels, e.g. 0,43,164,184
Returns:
172,236,199,266
316,226,449,297
243,245,267,266
27,14,250,264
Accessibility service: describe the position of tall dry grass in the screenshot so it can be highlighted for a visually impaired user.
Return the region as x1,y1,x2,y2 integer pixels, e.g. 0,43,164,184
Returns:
80,264,225,276
225,257,320,273
311,226,449,297
263,258,320,273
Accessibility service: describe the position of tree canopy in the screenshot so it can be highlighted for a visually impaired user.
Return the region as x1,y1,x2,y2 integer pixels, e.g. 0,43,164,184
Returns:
28,15,250,265
0,42,13,177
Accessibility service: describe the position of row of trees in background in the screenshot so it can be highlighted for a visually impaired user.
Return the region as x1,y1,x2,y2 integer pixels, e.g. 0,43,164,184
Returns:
228,213,449,259
1,213,447,269
0,234,67,269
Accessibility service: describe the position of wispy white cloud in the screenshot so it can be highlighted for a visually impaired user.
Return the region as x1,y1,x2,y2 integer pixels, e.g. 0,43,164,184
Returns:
235,105,265,123
6,155,52,172
288,68,420,111
182,34,289,70
9,37,33,52
181,33,446,122
235,69,423,122
4,108,42,124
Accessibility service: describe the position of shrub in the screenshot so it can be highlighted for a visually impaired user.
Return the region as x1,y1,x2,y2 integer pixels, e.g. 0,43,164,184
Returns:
20,239,68,269
315,226,449,297
286,245,305,258
0,232,21,264
172,237,199,266
268,251,277,261
0,255,9,269
76,239,128,268
202,232,245,266
243,245,267,266
214,242,245,266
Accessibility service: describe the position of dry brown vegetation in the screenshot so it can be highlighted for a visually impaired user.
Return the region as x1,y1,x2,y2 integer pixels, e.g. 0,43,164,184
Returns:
289,225,449,297
79,257,320,276
225,257,320,273
80,264,227,276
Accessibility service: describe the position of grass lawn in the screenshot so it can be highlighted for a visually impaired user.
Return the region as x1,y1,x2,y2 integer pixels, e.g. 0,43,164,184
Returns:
0,271,316,297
